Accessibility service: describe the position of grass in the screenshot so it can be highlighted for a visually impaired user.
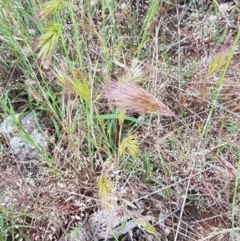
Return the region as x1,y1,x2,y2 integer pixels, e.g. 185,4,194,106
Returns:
0,0,240,240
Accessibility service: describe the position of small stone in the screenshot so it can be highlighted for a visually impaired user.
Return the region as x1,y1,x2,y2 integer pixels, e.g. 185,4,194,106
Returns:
0,112,49,164
164,227,171,237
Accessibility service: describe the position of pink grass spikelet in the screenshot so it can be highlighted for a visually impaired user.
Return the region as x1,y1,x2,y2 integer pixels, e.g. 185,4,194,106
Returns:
105,81,175,116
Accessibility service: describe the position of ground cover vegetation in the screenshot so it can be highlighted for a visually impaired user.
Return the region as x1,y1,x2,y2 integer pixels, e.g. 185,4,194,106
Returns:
0,0,240,240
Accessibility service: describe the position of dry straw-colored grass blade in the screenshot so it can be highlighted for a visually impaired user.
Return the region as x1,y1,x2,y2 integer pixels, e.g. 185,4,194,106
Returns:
105,81,175,116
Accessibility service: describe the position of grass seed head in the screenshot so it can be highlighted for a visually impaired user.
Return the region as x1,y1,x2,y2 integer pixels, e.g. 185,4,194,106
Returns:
34,23,61,69
208,30,233,76
38,0,66,20
118,59,145,84
135,217,160,237
55,68,90,102
118,133,139,159
98,174,117,209
117,109,126,127
105,81,175,116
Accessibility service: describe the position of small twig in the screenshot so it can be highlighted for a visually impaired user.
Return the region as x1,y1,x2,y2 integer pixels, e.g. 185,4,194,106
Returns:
174,173,192,241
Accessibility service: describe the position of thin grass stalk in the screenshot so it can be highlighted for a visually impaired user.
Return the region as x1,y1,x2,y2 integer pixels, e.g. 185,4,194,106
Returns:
231,153,240,240
137,0,161,57
69,2,84,67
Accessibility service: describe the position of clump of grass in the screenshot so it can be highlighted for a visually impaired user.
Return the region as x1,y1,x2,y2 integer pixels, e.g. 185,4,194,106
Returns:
1,0,240,240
